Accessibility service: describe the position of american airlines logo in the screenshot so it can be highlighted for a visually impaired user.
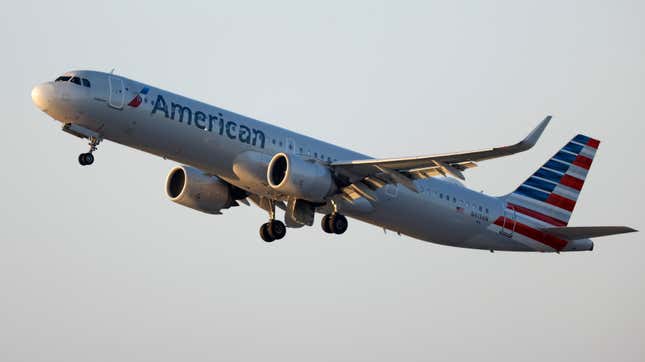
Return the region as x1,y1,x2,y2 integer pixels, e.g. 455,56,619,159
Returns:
127,87,149,108
150,94,266,148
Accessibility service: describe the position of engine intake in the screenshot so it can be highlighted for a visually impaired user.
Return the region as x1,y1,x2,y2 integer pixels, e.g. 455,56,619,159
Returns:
267,152,336,202
166,166,234,214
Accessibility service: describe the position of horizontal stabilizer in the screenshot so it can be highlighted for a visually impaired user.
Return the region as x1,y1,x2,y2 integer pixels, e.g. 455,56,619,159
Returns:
541,226,637,240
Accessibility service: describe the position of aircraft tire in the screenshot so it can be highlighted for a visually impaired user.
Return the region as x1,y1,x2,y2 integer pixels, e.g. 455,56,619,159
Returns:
330,214,348,234
321,215,333,233
78,153,94,166
260,223,275,242
268,220,286,240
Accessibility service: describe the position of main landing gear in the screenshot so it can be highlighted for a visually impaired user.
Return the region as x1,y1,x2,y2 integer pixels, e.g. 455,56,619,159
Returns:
259,220,286,242
321,213,348,235
78,136,101,166
257,199,349,242
259,200,286,242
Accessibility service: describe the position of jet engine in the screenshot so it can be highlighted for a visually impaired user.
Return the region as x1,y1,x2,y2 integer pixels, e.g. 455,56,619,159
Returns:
267,152,336,202
165,166,236,214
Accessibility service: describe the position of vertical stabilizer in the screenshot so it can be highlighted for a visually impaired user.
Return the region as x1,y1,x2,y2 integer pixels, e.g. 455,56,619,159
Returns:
505,134,600,227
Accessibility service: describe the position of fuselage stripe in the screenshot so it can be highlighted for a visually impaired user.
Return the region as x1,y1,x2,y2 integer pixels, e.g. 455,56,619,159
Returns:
493,217,568,251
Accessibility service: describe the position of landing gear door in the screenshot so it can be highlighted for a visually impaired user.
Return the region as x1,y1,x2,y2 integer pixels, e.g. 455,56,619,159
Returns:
108,76,125,109
500,206,516,237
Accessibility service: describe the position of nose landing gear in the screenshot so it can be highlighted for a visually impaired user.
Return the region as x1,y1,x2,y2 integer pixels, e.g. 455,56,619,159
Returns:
78,153,94,166
78,136,101,166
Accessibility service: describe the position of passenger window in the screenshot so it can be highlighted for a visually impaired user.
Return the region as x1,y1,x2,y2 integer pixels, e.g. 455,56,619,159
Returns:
55,76,71,82
82,78,91,87
70,77,81,85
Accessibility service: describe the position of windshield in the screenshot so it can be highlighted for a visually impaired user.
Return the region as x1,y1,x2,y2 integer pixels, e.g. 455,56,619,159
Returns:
53,75,91,88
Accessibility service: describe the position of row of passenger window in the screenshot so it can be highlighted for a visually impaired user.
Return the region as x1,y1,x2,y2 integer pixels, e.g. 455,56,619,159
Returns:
55,76,91,88
268,138,337,163
435,191,489,214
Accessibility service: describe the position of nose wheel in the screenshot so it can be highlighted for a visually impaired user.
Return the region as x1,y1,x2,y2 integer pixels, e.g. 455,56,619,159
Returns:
78,136,101,166
322,213,348,234
78,153,94,166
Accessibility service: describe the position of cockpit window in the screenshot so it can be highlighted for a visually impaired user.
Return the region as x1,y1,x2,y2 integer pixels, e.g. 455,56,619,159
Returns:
54,75,91,87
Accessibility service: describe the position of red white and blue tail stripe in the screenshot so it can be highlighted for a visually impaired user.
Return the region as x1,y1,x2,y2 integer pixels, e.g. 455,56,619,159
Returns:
493,134,600,251
506,134,599,227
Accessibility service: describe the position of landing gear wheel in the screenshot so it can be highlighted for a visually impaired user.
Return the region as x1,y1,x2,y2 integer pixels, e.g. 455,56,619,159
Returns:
78,153,94,166
78,136,101,166
321,215,333,233
259,223,275,242
329,214,348,234
268,220,286,240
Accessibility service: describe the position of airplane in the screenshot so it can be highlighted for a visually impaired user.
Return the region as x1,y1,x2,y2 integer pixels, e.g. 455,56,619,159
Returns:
31,70,637,252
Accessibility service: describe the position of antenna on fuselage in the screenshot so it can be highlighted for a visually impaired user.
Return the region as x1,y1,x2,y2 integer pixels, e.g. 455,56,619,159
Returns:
109,68,115,74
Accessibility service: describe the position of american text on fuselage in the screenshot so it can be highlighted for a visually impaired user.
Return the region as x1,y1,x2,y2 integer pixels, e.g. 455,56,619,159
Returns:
151,94,267,149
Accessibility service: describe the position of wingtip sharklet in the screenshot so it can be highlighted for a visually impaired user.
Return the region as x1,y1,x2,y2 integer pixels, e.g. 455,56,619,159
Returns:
519,115,552,150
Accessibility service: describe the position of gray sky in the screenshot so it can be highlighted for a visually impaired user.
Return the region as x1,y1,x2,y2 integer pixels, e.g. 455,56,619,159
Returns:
1,1,643,361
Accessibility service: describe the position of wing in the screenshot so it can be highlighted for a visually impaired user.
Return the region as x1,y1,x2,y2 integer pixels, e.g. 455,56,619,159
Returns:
331,116,551,192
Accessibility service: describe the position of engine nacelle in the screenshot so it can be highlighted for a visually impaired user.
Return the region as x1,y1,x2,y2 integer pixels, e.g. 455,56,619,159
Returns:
165,166,234,214
267,152,336,202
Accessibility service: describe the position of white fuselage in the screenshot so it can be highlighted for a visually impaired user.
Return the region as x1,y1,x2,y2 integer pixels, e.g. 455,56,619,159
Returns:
32,70,593,252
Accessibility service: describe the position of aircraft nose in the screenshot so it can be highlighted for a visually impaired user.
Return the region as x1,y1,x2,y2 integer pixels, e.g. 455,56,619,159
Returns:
31,82,55,111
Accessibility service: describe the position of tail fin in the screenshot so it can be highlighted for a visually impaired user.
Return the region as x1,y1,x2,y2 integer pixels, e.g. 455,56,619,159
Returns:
505,134,600,227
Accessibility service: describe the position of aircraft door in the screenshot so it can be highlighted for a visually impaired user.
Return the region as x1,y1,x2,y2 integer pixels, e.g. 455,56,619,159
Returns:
108,76,125,109
500,206,516,237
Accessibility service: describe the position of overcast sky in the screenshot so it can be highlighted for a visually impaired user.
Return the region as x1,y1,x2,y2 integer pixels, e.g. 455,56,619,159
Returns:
1,1,643,361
